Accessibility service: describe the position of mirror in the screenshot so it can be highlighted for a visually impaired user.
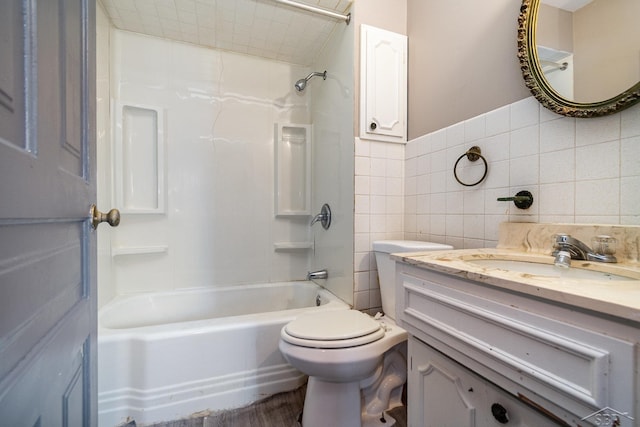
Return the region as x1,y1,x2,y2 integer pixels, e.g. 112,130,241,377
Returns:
518,0,640,117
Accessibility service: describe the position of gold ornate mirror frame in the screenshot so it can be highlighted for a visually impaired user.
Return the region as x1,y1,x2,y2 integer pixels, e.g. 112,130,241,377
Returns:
517,0,640,117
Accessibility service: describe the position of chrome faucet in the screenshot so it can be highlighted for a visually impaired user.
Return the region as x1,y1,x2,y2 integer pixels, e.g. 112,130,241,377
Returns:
552,234,617,267
307,269,328,280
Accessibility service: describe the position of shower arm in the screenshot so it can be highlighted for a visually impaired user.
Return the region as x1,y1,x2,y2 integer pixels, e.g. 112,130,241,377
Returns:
304,71,326,81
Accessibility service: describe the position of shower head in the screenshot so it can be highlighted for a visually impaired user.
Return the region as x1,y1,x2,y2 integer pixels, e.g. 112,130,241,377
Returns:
294,70,327,92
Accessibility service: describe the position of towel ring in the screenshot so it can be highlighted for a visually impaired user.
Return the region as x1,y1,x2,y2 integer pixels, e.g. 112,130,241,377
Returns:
454,146,488,187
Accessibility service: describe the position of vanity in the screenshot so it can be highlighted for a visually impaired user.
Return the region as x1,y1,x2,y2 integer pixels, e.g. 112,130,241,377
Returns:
394,223,640,426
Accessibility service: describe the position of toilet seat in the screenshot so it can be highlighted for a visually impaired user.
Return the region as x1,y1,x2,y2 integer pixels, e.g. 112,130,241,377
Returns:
282,310,385,349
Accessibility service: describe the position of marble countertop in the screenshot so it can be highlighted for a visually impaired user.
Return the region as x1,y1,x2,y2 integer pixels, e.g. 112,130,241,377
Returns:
393,248,640,323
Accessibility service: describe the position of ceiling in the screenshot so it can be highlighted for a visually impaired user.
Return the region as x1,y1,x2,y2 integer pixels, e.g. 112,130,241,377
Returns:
99,0,352,66
541,0,594,12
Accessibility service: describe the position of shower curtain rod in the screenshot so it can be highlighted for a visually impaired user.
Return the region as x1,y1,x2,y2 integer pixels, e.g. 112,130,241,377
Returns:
273,0,351,24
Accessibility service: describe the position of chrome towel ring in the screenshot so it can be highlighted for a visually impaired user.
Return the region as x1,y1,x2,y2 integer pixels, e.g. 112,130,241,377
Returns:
453,146,488,187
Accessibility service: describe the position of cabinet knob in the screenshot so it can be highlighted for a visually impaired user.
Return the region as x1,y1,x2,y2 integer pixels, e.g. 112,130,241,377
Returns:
369,122,377,130
491,403,509,424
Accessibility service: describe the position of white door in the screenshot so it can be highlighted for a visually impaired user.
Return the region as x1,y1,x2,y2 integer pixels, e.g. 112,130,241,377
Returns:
0,0,102,425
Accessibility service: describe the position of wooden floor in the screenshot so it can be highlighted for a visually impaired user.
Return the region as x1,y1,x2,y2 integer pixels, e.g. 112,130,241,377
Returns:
138,385,406,427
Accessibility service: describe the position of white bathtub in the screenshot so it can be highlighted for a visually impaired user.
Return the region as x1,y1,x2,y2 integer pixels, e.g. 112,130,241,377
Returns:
97,281,349,426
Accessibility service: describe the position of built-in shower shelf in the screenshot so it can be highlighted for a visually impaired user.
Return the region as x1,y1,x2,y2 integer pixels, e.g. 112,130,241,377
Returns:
273,242,314,251
112,245,169,257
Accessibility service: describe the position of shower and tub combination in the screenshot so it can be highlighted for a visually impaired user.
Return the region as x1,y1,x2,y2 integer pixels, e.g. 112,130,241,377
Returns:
97,0,356,424
98,282,349,426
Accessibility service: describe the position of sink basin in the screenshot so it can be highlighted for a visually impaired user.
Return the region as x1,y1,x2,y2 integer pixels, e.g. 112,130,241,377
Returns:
467,259,635,281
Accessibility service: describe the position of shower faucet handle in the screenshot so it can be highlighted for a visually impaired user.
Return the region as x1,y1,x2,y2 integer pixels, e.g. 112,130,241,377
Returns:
310,203,331,229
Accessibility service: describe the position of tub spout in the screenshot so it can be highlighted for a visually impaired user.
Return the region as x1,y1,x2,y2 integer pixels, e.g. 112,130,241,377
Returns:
307,269,328,280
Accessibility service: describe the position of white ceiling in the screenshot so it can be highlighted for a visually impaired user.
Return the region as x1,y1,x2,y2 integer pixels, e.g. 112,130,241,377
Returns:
541,0,594,12
99,0,352,66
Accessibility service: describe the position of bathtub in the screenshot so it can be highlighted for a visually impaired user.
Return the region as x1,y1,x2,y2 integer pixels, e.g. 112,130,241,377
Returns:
97,281,349,426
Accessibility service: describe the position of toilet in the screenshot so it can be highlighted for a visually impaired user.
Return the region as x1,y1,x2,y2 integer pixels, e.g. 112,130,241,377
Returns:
279,240,453,427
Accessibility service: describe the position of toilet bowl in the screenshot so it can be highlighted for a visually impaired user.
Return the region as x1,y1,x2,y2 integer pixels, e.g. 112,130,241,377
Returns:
279,240,453,427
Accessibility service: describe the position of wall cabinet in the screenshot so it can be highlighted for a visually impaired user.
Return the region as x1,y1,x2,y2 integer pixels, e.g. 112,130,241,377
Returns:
360,25,407,143
397,263,639,427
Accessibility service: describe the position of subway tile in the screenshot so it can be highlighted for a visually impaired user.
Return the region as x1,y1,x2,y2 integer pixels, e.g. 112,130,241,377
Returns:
430,129,446,152
576,141,619,181
482,132,510,162
463,189,485,214
386,177,403,196
621,103,640,138
370,158,386,177
430,214,446,235
509,155,539,186
416,173,430,195
387,195,403,214
446,191,463,214
354,214,370,233
387,159,403,178
445,214,463,237
463,214,484,240
540,149,574,184
370,195,386,214
485,105,510,136
510,124,539,158
540,116,575,152
354,195,370,214
355,137,370,156
539,182,575,216
621,176,640,216
510,97,539,130
353,252,371,271
370,214,386,233
354,156,370,176
575,178,620,216
484,160,510,189
446,122,465,148
387,143,404,160
621,136,640,177
575,114,620,146
370,176,386,195
354,175,370,195
465,114,486,142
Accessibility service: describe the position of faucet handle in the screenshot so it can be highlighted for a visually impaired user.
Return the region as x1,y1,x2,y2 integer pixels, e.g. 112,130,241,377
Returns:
591,235,616,256
552,233,570,250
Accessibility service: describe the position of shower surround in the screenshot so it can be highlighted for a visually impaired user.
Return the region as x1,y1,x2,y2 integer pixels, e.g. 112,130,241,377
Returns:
100,29,316,302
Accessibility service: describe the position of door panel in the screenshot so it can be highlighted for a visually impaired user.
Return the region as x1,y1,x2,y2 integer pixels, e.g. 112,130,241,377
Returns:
0,0,97,425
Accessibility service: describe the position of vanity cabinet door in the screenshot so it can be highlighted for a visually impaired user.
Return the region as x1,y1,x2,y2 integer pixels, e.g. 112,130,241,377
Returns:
408,337,557,427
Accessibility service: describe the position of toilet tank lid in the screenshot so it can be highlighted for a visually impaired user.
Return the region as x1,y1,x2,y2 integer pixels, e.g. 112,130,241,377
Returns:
372,240,453,254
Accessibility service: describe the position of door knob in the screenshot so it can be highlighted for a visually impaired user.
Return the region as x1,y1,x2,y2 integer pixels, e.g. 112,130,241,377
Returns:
90,204,121,229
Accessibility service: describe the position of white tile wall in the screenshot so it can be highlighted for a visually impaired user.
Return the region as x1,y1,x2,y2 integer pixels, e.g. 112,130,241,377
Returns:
354,138,405,313
404,97,640,248
354,98,640,313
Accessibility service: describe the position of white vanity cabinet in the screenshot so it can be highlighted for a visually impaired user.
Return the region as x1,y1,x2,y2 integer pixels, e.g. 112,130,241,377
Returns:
409,336,556,426
397,263,639,427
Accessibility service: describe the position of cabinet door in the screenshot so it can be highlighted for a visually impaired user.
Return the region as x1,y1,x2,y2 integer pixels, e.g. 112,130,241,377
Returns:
408,337,555,427
360,24,407,143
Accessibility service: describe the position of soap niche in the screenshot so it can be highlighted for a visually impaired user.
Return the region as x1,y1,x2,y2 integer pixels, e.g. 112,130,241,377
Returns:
273,123,313,253
274,123,311,216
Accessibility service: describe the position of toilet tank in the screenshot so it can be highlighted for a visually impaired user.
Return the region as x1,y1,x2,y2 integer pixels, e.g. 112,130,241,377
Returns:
373,240,453,320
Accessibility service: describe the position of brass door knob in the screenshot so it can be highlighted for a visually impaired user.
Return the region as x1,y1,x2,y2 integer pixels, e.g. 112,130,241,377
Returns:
90,204,120,229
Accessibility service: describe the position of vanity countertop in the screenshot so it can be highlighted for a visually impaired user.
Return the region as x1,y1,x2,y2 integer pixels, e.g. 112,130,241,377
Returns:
393,248,640,323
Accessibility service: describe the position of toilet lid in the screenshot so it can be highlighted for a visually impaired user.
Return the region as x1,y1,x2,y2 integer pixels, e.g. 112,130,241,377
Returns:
285,310,382,341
